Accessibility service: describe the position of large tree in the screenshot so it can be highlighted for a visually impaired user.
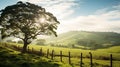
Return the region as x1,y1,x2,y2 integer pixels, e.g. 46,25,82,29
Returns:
0,1,60,53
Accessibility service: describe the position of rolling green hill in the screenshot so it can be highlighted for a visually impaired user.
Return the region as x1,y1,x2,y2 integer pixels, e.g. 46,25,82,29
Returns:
46,31,120,49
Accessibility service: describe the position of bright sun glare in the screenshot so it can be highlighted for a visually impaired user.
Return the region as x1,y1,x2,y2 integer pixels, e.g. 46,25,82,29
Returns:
40,18,45,23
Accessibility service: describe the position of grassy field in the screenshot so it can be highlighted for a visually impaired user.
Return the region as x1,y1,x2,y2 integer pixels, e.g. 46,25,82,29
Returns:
1,42,120,67
0,44,72,67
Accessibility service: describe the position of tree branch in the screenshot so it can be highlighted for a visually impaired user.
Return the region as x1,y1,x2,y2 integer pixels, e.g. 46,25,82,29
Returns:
14,35,24,40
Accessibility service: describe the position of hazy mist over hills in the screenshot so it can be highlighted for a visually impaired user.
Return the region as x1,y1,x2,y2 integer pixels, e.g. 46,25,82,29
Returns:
45,31,120,49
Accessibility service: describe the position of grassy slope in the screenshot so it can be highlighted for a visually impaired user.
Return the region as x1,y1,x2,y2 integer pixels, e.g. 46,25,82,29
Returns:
0,45,71,67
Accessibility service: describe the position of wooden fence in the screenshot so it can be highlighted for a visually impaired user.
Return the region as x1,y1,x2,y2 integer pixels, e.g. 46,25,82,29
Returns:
1,43,113,67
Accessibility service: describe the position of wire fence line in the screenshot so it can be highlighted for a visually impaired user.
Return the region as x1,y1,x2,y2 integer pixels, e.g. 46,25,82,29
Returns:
1,42,114,67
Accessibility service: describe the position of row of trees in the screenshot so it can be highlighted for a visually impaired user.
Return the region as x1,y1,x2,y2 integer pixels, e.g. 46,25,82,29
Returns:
6,39,46,45
0,1,60,53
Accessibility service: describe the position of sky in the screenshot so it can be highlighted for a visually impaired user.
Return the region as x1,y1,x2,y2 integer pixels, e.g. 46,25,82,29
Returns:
0,0,120,34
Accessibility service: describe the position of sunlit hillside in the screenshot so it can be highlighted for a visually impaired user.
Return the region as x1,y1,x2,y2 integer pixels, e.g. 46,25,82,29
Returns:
45,31,120,49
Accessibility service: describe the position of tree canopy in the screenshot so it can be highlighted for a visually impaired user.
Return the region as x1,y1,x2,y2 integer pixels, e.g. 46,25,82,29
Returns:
0,1,60,53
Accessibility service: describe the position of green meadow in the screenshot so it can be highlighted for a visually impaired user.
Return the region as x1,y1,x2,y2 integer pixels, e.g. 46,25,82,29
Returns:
2,42,120,67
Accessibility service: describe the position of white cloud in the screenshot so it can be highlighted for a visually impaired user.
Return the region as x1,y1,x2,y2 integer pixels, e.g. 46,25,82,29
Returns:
57,8,120,33
95,8,109,14
113,4,120,10
44,2,75,20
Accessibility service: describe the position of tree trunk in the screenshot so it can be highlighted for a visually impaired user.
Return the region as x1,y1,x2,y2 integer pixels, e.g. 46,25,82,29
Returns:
22,40,28,53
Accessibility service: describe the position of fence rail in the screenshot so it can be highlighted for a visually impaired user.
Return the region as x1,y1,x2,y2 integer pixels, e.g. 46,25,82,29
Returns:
1,43,114,67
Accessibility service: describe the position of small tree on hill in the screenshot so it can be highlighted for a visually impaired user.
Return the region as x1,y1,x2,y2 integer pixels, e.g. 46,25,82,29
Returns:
0,1,60,53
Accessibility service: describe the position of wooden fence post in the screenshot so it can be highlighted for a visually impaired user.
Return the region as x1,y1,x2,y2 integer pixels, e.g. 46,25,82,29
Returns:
110,54,112,67
80,53,83,67
18,45,20,50
47,49,49,58
32,48,34,53
89,52,93,67
5,43,7,47
40,48,42,56
60,51,62,62
51,50,54,60
68,51,71,64
17,45,19,49
27,46,29,52
17,45,19,50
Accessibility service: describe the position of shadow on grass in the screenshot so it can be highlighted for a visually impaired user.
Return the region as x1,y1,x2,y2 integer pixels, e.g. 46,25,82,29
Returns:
0,46,60,67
